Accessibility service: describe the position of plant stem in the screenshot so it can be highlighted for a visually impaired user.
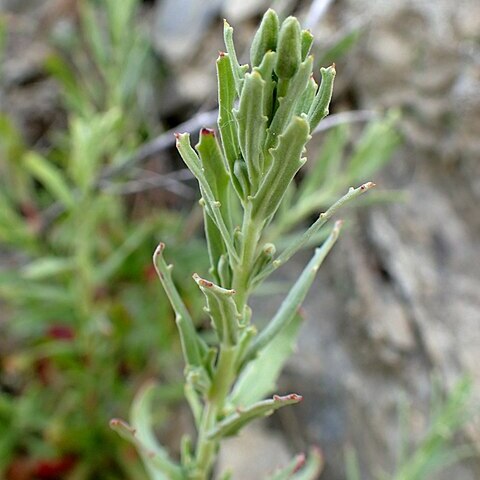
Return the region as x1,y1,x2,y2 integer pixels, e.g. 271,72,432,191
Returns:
193,346,237,479
232,203,261,308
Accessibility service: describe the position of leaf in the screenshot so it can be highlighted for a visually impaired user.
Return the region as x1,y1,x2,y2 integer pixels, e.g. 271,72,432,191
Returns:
110,383,182,480
255,183,376,285
0,192,34,248
223,20,248,95
274,17,302,80
193,274,240,346
231,312,303,406
23,152,74,208
153,243,205,367
195,128,230,201
294,75,318,117
266,56,313,151
297,123,349,201
345,445,361,480
95,221,154,283
176,133,238,263
234,71,268,188
253,116,310,223
347,112,401,183
21,257,74,280
207,394,302,440
253,50,277,124
247,221,343,360
307,65,336,132
216,53,240,178
266,447,324,480
250,9,279,67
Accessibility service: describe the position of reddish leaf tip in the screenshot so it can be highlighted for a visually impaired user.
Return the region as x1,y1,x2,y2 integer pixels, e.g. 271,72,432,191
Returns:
293,453,306,472
200,127,215,136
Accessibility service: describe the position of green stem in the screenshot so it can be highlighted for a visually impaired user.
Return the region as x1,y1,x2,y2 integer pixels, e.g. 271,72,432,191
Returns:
193,346,237,479
232,203,261,308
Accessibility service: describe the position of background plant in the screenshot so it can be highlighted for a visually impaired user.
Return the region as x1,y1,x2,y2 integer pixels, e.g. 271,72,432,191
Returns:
0,1,205,477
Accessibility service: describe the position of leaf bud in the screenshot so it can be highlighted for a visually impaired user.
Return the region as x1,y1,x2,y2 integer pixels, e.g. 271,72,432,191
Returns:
250,9,279,67
274,16,302,79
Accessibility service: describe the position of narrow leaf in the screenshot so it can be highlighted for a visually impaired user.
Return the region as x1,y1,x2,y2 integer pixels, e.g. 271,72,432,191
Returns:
247,221,343,360
266,56,313,151
267,448,324,480
153,244,205,367
253,51,277,124
193,274,240,346
231,312,303,406
110,383,182,480
195,128,229,200
217,53,240,177
275,17,302,80
223,20,248,95
255,183,375,285
21,257,74,280
253,116,310,223
207,394,302,440
23,152,74,208
250,9,279,67
308,65,336,131
234,71,268,188
301,30,314,60
176,133,238,262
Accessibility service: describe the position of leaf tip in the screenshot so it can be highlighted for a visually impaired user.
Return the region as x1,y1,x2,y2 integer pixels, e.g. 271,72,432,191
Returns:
200,127,215,136
293,453,306,472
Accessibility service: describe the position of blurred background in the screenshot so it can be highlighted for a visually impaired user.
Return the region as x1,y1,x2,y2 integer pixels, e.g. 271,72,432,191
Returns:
0,0,479,479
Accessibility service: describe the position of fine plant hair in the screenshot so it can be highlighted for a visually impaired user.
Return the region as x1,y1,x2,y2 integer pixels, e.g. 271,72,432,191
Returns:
112,9,376,479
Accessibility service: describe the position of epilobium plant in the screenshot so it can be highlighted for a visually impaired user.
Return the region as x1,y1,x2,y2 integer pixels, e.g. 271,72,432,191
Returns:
112,9,375,479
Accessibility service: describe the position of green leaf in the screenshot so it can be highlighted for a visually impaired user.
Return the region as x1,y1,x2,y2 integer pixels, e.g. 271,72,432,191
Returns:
195,128,230,201
253,50,277,123
0,192,34,248
255,183,375,285
253,116,310,223
234,71,268,188
392,377,474,480
176,133,238,263
294,74,318,117
266,448,324,480
308,65,336,131
216,53,240,178
298,123,349,201
348,112,401,183
193,274,240,346
250,9,279,67
207,394,302,440
345,445,361,480
275,17,302,80
223,20,248,95
247,221,343,360
266,56,313,152
301,30,314,61
153,243,205,367
203,211,227,284
21,257,74,280
231,312,302,406
95,221,154,283
23,152,74,208
110,382,182,480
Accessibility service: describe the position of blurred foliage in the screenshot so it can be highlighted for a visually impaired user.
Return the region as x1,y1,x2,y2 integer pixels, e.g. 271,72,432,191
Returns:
0,1,205,478
344,378,476,480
